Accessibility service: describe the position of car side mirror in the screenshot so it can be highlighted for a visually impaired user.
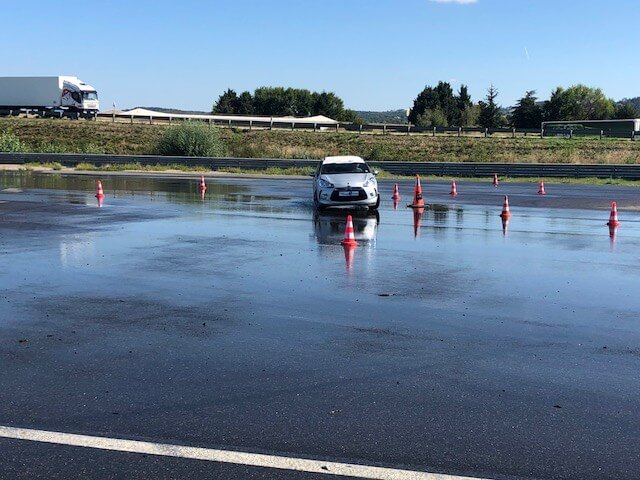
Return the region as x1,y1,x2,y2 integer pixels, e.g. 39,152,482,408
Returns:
373,170,379,176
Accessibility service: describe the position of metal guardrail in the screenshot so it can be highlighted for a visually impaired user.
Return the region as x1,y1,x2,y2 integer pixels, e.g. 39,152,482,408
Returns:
2,153,640,180
3,110,637,139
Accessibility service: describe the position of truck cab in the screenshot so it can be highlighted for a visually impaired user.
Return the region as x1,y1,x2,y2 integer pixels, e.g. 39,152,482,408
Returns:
61,78,99,112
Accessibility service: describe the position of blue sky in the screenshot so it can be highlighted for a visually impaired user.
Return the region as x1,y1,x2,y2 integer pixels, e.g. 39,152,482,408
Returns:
1,0,637,112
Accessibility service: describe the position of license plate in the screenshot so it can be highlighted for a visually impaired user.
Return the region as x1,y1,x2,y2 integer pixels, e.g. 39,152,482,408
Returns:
339,191,358,197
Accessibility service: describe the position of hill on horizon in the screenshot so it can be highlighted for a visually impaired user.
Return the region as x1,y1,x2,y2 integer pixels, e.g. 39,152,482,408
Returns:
354,109,408,124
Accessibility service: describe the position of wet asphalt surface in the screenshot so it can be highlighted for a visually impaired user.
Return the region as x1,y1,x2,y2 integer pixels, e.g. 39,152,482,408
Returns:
1,172,640,480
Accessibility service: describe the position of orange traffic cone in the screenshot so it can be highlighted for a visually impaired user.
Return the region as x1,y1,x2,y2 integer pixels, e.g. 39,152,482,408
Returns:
392,183,401,200
500,195,511,218
408,175,425,208
493,173,499,187
199,176,207,193
95,180,105,199
606,202,620,227
538,180,546,195
450,180,458,196
341,214,358,246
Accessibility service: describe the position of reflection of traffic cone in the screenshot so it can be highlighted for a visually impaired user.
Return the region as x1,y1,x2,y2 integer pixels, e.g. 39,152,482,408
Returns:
408,175,425,208
343,244,356,272
392,183,401,200
413,207,424,238
95,180,105,199
97,196,103,208
499,195,511,218
341,214,358,246
609,223,618,250
501,216,509,236
199,176,207,193
606,202,620,226
393,198,399,211
450,180,458,196
538,180,546,195
493,173,499,187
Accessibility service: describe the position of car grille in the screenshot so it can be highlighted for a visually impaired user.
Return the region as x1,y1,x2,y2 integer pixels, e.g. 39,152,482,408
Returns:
330,188,368,201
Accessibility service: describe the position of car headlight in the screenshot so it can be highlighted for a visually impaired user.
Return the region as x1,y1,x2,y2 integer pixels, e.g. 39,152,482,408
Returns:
318,178,334,189
363,176,377,187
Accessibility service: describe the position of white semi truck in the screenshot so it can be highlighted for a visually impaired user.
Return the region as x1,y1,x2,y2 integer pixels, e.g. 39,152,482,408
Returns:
0,76,99,116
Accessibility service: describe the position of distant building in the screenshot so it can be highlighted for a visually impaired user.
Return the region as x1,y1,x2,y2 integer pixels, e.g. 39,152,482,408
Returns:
542,119,640,137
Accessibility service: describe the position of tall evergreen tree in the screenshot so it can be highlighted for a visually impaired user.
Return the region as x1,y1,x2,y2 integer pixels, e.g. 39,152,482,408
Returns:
511,90,543,128
212,89,238,114
478,85,502,128
454,84,473,125
235,91,254,115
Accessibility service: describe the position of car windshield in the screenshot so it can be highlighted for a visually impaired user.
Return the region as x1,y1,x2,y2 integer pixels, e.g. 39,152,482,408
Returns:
83,91,98,101
321,162,370,174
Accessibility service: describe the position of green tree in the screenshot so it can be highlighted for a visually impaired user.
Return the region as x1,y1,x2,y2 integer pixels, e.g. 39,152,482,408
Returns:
338,109,364,124
619,97,640,114
312,91,345,119
454,85,473,125
614,102,639,119
410,81,473,126
478,85,502,128
235,91,254,115
409,81,458,125
213,86,352,120
543,85,615,121
511,90,543,128
212,89,238,114
253,87,291,116
460,104,479,127
543,87,567,121
415,108,448,127
292,89,314,116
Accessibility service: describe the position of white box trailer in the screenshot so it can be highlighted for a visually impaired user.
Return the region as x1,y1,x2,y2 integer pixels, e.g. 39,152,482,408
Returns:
0,76,99,113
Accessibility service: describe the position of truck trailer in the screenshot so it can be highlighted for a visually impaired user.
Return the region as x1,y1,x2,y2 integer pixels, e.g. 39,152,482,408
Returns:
0,76,99,115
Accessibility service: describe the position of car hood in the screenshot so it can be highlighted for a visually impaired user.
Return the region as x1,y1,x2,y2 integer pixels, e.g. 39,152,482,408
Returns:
321,173,373,188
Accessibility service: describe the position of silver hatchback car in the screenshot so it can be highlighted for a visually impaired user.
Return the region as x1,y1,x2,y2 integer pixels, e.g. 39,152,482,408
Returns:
312,156,380,210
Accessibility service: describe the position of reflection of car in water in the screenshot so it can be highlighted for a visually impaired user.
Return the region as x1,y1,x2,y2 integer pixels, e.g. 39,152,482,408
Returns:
313,210,379,245
311,156,380,211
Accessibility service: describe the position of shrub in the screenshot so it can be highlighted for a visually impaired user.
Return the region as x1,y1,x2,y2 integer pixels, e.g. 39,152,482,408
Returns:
34,142,68,153
156,123,225,157
0,132,26,152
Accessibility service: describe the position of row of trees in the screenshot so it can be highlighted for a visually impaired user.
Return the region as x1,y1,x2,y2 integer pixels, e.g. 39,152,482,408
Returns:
408,82,478,127
212,83,639,129
212,87,360,123
408,82,511,128
511,87,638,128
410,82,640,129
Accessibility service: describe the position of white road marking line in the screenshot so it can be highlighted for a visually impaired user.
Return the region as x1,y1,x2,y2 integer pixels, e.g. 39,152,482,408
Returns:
0,425,491,480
